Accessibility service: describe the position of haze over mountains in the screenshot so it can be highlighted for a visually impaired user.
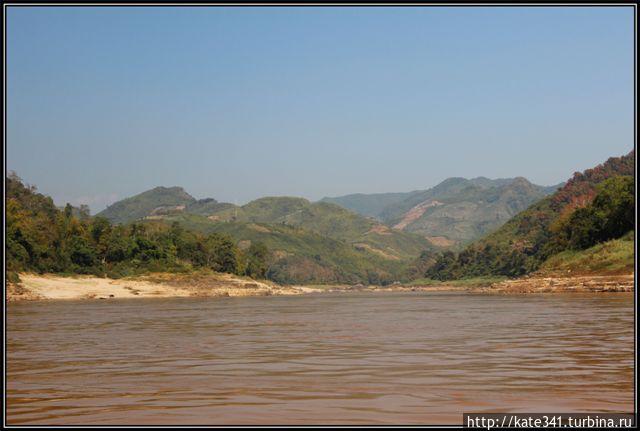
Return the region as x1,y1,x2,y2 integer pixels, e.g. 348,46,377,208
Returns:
324,177,562,247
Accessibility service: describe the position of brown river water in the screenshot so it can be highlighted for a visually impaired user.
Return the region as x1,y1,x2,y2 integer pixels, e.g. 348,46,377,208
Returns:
6,291,635,425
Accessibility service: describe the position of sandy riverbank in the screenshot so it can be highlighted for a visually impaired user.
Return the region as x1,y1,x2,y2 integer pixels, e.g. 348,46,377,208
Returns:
6,272,312,302
6,272,476,302
476,274,634,294
6,272,634,302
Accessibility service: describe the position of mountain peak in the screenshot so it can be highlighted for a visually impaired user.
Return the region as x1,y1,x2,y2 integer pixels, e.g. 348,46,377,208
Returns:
97,186,197,224
509,176,533,186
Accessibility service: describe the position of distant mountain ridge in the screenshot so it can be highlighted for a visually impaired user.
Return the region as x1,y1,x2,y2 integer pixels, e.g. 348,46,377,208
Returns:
322,177,562,247
321,177,517,220
99,176,562,251
96,186,436,284
99,189,434,259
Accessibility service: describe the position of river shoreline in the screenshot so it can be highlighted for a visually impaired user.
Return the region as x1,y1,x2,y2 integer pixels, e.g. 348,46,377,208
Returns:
7,272,479,302
476,274,634,294
7,271,636,302
5,272,310,302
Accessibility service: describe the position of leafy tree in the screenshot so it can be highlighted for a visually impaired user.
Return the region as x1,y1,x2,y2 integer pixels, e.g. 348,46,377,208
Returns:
244,241,270,279
426,251,460,280
69,235,96,268
592,175,634,241
204,234,239,273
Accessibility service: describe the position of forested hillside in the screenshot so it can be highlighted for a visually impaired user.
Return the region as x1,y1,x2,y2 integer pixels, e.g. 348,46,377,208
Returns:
153,212,411,285
6,174,268,280
423,151,635,280
203,196,433,260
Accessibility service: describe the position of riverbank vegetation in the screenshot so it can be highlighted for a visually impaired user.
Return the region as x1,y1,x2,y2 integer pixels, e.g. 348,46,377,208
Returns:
6,174,269,281
538,231,634,276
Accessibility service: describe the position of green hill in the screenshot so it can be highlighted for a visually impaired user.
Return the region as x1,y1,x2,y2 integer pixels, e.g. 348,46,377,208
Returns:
157,195,437,283
424,150,635,279
204,196,432,260
98,187,435,261
96,188,436,284
185,198,235,216
97,186,197,224
97,187,237,224
148,212,412,284
323,177,561,247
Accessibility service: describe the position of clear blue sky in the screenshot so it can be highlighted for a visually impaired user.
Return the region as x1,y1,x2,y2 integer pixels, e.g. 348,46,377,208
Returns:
7,6,634,212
